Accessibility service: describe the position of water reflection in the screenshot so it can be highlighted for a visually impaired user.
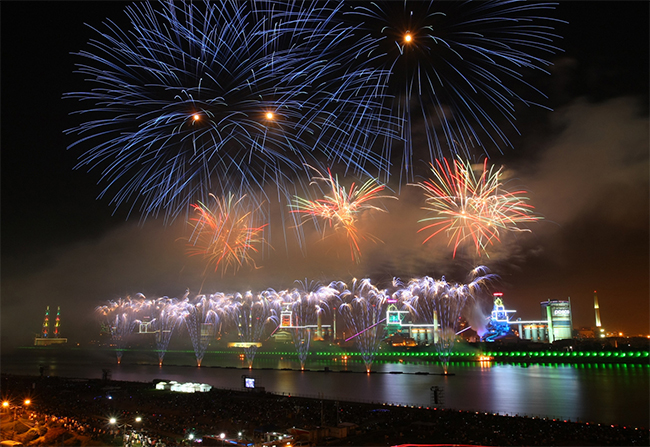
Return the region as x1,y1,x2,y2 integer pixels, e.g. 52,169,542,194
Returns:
2,349,648,428
483,365,582,419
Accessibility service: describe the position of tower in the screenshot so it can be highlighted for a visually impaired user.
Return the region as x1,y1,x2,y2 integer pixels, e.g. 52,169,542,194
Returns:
593,290,605,338
54,306,61,338
35,306,67,346
41,306,50,338
593,290,602,328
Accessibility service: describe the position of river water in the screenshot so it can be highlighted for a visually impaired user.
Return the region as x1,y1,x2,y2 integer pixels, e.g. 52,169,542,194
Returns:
2,347,648,428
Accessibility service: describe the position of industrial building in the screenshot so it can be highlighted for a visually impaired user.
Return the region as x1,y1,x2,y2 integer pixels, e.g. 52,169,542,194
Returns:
508,299,573,343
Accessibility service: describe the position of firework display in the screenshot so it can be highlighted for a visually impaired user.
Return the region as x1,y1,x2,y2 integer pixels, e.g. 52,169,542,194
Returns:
225,290,281,367
338,279,390,372
292,170,395,262
97,268,492,372
345,1,562,176
96,296,143,363
150,297,182,366
65,0,397,221
415,158,542,257
187,193,267,276
178,294,221,367
64,0,561,227
400,267,496,373
274,280,336,369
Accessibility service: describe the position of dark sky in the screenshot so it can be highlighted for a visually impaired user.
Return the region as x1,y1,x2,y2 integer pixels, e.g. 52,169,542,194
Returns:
1,1,648,350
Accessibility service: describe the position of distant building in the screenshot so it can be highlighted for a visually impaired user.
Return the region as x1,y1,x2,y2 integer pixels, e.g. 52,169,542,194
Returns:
155,381,211,393
576,326,596,338
541,299,573,342
385,302,438,345
272,301,332,343
509,299,573,343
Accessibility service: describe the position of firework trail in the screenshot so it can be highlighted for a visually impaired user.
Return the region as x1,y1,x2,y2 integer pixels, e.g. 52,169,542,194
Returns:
402,267,495,373
187,193,267,277
96,296,143,364
338,279,390,372
64,1,397,222
345,1,563,179
415,158,542,257
225,289,281,368
292,169,396,262
282,280,338,369
149,297,182,366
179,293,221,367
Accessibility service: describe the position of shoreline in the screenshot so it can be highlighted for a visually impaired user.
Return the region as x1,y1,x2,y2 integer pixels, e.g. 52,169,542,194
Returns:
1,373,648,446
10,344,650,367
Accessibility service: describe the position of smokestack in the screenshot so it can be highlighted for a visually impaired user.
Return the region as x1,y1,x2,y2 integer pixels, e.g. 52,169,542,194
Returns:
593,290,602,328
54,306,61,337
42,306,50,338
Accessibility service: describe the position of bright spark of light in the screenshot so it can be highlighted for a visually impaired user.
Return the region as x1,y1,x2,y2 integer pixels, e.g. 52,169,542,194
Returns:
414,158,542,258
187,193,267,276
291,169,396,263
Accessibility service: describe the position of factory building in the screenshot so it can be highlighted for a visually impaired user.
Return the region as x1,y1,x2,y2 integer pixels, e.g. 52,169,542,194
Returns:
510,298,573,343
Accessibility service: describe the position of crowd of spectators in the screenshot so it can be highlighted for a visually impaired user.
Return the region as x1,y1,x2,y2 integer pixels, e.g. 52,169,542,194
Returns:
1,373,648,446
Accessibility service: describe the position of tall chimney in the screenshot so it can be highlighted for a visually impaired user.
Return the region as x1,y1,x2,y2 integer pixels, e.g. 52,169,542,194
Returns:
593,290,602,328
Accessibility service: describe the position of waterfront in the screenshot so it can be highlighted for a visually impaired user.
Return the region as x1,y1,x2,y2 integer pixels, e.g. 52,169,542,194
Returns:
1,347,648,429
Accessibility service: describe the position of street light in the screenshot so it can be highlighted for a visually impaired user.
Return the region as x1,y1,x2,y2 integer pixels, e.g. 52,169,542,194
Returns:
220,432,225,447
10,398,32,421
109,415,142,443
1,397,32,442
1,401,9,440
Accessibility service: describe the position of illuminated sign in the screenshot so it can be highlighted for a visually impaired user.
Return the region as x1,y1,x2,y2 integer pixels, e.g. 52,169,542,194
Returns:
552,308,571,317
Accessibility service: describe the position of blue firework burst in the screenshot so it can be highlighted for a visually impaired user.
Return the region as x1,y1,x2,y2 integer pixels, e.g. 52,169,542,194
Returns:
345,0,564,178
65,0,398,221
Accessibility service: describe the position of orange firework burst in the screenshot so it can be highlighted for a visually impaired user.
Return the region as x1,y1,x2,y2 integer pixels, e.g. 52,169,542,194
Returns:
415,158,542,257
187,193,267,276
292,169,395,262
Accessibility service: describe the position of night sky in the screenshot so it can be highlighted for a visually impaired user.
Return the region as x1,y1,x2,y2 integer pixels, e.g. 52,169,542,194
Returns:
1,1,648,350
